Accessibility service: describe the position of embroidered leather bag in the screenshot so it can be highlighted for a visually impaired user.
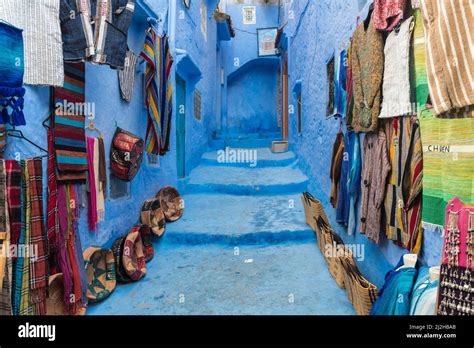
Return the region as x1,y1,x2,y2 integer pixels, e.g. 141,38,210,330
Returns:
110,127,144,181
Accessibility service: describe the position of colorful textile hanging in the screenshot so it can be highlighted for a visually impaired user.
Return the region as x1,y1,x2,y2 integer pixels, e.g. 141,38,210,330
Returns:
384,117,423,254
53,62,88,182
27,158,48,315
5,160,21,315
419,0,474,118
410,7,474,226
18,160,31,315
5,159,48,315
0,160,12,315
46,128,60,275
0,0,64,87
140,28,173,155
57,183,88,314
329,132,344,208
0,20,25,126
86,137,105,232
419,117,474,227
410,9,432,119
97,138,106,217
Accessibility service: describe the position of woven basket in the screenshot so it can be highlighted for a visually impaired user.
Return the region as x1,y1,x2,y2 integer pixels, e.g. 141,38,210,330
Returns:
157,186,184,222
301,192,330,233
341,256,378,315
83,247,116,303
111,235,132,283
329,232,351,289
46,273,87,315
323,228,350,289
46,273,66,315
301,192,330,252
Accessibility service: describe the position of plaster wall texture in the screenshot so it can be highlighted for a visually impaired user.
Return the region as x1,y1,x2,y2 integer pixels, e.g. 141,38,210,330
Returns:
227,64,279,134
281,0,443,282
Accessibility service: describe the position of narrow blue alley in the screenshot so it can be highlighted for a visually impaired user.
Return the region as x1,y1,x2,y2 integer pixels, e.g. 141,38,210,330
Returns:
88,146,354,315
0,0,472,324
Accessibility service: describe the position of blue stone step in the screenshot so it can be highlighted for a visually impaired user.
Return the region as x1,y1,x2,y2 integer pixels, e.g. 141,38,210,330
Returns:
209,132,283,150
86,242,355,315
201,147,296,168
185,164,309,195
162,193,314,245
225,138,279,149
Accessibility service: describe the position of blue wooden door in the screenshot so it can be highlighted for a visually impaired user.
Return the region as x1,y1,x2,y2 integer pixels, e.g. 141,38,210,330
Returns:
176,74,186,178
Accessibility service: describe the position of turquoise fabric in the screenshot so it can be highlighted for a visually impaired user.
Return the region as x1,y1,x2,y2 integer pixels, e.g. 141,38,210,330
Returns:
0,20,26,126
409,267,439,315
371,256,418,315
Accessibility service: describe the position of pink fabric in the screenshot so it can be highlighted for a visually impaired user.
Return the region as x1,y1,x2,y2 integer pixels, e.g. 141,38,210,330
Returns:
373,0,408,31
86,137,98,232
442,197,474,269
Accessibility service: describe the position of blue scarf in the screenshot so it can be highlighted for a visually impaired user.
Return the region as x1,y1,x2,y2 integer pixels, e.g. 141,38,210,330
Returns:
371,256,418,316
0,20,26,126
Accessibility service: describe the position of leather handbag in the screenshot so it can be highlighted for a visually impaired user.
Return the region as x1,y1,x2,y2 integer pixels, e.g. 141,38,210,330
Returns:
110,127,144,181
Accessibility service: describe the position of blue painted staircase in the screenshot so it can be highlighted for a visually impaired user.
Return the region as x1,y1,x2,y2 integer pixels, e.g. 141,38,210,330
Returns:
87,145,355,315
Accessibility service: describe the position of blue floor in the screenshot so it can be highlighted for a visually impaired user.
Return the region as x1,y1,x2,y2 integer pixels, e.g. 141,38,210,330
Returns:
87,147,355,315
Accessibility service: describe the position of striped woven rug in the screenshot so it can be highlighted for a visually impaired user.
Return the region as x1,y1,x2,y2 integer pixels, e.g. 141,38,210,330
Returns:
52,62,87,182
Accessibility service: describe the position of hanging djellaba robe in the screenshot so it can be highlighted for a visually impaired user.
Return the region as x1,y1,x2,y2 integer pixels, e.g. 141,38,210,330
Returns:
384,116,423,254
330,132,345,209
141,27,174,156
371,255,418,316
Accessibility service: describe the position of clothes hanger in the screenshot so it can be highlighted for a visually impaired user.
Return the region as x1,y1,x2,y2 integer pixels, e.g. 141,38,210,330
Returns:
42,113,52,130
86,117,104,139
7,128,48,155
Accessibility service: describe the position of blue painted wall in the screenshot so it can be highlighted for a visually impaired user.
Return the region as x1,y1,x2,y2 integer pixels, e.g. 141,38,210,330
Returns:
175,0,219,175
279,0,443,286
3,0,216,250
220,1,280,136
227,61,279,134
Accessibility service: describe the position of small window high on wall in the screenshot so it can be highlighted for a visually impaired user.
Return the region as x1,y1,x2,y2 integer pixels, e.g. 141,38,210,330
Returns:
242,6,256,25
194,89,202,121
